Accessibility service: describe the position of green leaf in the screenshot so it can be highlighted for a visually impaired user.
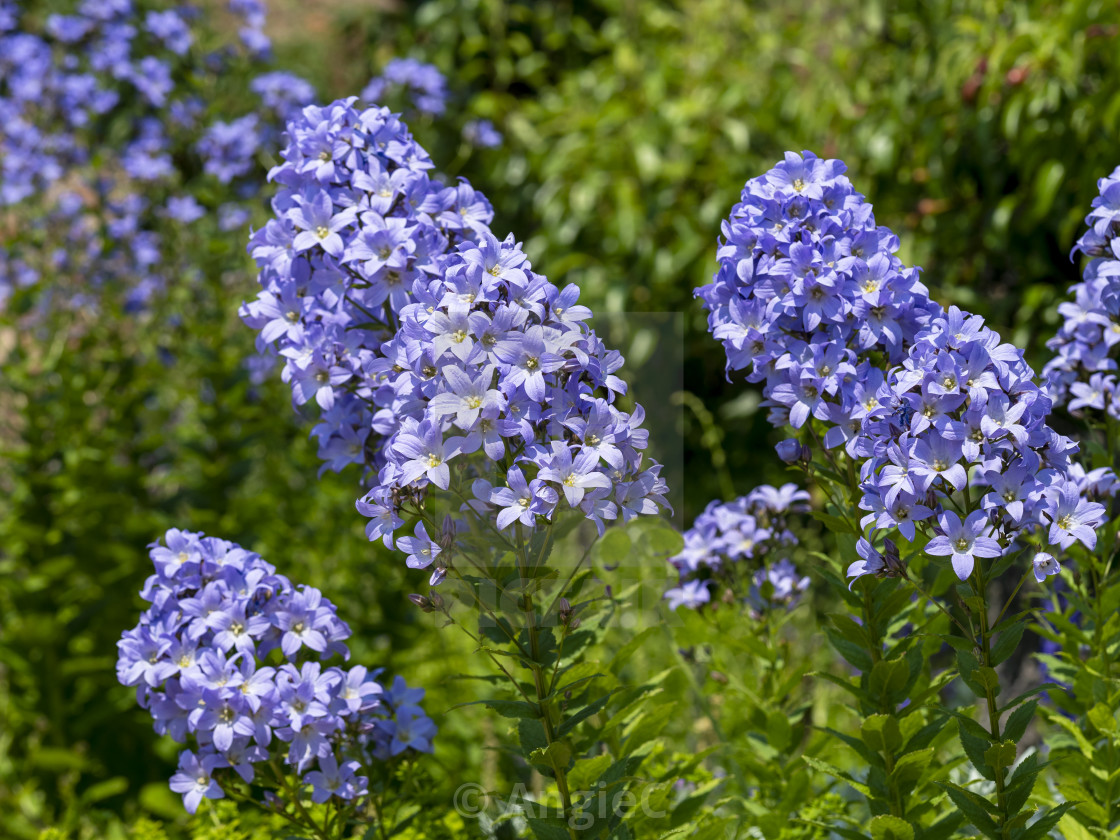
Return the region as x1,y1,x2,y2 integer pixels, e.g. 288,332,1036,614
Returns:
1041,709,1096,760
463,699,539,719
623,701,678,749
956,716,997,781
568,754,612,792
801,755,871,797
1056,814,1096,840
609,626,659,676
598,528,632,564
869,815,915,840
982,741,1016,777
645,525,684,555
1005,753,1042,815
557,690,616,737
811,509,852,535
975,666,1001,695
826,627,874,672
529,741,572,771
862,714,903,754
1087,702,1117,736
1016,802,1078,840
939,783,1000,838
869,657,910,704
766,709,792,752
990,620,1026,666
527,815,574,840
519,718,548,754
1002,699,1036,744
80,776,128,804
890,748,935,786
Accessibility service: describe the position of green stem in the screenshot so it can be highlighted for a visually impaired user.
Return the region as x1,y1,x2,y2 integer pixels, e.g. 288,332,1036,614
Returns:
991,569,1031,631
973,567,1010,835
905,572,974,639
1091,562,1117,829
268,759,333,840
515,529,578,839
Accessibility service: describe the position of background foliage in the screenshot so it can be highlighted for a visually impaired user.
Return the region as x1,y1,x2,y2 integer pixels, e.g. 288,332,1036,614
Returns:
4,0,1120,837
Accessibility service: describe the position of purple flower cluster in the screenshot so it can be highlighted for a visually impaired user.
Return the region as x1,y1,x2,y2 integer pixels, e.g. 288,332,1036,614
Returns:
360,226,671,563
241,97,493,476
849,306,1107,583
1043,165,1120,418
665,484,810,611
117,528,434,815
0,0,315,313
701,152,1111,588
243,99,669,571
361,58,449,117
696,151,942,451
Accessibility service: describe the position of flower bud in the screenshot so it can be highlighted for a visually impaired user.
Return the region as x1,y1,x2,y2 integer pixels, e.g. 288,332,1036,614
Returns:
775,438,802,464
408,593,435,612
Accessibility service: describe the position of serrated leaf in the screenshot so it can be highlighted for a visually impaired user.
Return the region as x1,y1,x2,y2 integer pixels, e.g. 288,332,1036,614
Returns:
869,657,910,704
862,714,902,754
869,814,915,840
527,815,573,840
1057,814,1096,840
529,741,572,770
939,783,1000,838
890,748,935,786
826,627,874,672
957,717,997,781
976,666,1000,694
983,741,1016,777
990,620,1026,666
568,754,611,792
1002,699,1036,744
1005,753,1041,815
1042,709,1096,760
1016,802,1078,840
801,755,871,796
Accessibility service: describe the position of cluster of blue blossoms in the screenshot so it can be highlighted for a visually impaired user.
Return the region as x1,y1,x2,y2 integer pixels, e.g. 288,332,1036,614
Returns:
117,529,434,814
1043,165,1120,419
243,99,669,572
360,58,502,149
241,97,494,476
362,58,449,118
665,484,811,612
700,152,1110,587
697,150,942,448
0,0,314,312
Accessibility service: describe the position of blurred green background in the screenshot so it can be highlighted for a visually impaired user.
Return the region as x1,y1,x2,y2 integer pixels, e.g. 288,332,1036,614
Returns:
4,0,1120,836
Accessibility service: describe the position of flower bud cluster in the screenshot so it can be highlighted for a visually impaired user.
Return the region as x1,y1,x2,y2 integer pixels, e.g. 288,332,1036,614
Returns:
1043,165,1120,418
240,97,495,477
696,151,942,450
0,0,314,313
665,484,810,611
117,528,434,815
